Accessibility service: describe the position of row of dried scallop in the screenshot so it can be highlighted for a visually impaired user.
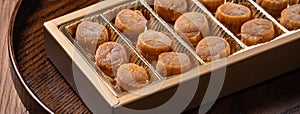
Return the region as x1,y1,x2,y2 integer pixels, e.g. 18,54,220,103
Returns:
197,0,300,45
255,0,300,30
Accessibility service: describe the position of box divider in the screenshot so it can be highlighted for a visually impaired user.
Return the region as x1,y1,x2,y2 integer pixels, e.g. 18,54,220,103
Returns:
140,0,207,64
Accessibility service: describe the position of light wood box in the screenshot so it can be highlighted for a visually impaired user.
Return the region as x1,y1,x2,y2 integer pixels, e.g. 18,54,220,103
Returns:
44,0,300,113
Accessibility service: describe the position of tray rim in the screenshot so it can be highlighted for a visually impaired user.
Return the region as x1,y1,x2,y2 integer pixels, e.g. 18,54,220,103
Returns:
8,0,54,113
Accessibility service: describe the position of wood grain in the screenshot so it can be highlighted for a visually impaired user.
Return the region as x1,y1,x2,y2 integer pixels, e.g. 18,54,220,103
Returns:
0,0,28,113
12,0,100,113
2,0,300,113
185,68,300,114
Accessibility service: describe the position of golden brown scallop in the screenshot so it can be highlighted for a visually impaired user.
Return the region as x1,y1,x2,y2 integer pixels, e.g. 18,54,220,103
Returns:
116,63,149,91
280,4,300,30
76,21,109,55
174,12,210,47
156,52,192,76
154,0,187,22
196,36,230,62
199,0,224,12
95,42,128,78
256,0,288,18
136,30,172,55
115,9,147,42
241,19,275,46
215,3,252,34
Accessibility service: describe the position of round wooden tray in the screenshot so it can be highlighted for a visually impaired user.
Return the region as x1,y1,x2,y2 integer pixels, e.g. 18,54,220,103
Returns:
8,0,300,113
9,0,99,113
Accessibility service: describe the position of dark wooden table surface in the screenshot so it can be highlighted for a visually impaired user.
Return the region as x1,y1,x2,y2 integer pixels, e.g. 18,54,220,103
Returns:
1,0,300,113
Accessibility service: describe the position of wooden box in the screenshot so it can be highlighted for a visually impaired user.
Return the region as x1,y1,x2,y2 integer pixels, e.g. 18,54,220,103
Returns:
44,0,300,113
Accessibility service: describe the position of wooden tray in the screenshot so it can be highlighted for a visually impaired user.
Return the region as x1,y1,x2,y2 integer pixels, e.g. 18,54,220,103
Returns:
8,0,300,113
9,0,100,113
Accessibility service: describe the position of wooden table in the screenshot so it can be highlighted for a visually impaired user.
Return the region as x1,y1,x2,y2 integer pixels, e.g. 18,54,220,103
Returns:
0,0,28,113
1,0,300,113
